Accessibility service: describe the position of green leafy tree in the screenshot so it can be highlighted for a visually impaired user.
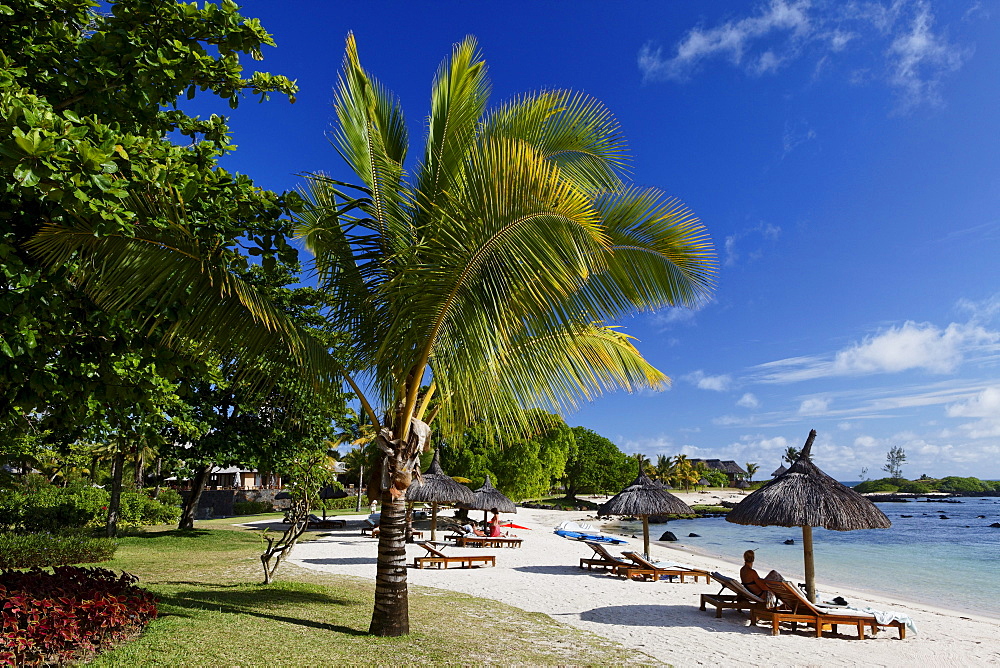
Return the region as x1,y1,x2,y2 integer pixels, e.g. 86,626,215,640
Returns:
783,446,802,464
1,0,299,438
744,462,759,484
564,427,633,498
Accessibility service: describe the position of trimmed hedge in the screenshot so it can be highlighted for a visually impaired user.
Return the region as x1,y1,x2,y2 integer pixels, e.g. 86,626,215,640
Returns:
0,566,157,666
0,533,118,569
233,500,273,515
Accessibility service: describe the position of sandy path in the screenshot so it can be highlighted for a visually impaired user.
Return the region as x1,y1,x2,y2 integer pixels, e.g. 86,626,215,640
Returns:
281,505,999,667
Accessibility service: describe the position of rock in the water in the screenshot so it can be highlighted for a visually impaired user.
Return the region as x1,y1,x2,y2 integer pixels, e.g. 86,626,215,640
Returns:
939,515,950,519
659,531,678,541
900,515,913,518
783,539,795,545
990,522,1000,528
688,533,700,538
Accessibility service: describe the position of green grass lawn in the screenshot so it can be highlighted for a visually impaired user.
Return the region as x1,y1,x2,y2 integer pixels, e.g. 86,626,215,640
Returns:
89,524,659,666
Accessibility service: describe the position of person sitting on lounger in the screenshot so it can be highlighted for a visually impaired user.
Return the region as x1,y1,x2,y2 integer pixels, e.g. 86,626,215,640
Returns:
740,550,775,596
461,523,486,536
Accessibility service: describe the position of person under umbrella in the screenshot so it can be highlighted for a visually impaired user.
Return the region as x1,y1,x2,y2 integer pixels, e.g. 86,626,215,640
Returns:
726,429,891,602
404,448,474,541
599,464,694,559
461,474,516,528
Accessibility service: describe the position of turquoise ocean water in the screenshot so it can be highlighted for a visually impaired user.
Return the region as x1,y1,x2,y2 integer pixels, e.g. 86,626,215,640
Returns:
610,497,1000,619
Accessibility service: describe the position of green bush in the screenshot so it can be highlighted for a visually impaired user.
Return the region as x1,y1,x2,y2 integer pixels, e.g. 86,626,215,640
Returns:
852,479,900,493
316,496,359,511
0,482,180,531
0,532,118,568
897,480,935,493
233,500,273,515
155,488,183,508
936,476,993,493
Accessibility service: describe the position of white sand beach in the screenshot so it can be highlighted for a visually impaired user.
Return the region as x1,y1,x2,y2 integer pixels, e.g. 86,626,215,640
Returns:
284,498,999,667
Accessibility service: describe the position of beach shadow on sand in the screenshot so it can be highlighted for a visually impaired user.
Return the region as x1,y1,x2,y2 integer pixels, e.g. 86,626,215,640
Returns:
513,565,596,576
580,604,725,628
299,557,378,566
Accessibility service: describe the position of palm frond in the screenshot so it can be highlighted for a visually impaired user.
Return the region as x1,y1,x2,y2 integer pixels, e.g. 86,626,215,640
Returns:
26,188,342,396
330,33,413,256
481,90,627,192
414,35,490,224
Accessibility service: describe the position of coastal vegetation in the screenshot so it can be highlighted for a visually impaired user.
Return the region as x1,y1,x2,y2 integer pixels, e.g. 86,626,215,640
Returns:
854,476,998,494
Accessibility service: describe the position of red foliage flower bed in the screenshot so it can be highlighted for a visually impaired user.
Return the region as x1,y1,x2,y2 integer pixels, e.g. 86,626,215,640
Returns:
0,566,157,666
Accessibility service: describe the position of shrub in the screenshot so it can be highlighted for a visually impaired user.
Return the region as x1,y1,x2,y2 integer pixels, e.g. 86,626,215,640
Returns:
155,488,183,508
234,500,273,515
0,484,180,532
316,496,359,511
0,566,157,665
0,533,118,569
852,479,900,493
936,476,992,493
897,480,935,494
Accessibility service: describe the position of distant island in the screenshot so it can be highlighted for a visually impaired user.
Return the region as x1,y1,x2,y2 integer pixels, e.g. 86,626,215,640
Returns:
852,475,998,495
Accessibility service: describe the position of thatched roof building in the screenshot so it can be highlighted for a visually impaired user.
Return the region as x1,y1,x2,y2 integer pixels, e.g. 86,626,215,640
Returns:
688,458,747,485
405,449,474,540
771,464,788,477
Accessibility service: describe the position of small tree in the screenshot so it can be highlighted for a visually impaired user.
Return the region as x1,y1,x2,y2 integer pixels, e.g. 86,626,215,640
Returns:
782,446,801,464
882,446,906,482
744,462,759,484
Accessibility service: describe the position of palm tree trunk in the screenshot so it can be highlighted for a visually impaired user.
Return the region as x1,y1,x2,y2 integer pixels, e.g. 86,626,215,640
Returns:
368,491,409,636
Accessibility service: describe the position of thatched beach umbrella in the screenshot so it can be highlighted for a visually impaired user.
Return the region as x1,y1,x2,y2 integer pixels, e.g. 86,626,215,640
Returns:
405,449,475,540
771,464,787,477
726,429,891,602
462,474,516,523
599,468,694,558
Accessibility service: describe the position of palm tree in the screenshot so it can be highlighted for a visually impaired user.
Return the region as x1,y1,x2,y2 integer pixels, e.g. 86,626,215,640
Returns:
783,446,801,464
30,34,716,635
293,35,715,634
669,454,699,492
745,461,760,484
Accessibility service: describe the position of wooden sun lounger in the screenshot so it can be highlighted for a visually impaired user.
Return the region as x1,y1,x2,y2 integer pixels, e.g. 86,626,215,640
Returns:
700,571,768,617
579,541,632,571
453,535,522,548
750,579,907,639
361,519,377,536
413,542,496,569
618,551,710,583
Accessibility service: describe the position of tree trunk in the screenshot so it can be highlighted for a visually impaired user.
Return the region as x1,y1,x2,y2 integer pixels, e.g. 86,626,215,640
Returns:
105,449,125,538
133,443,144,489
178,465,211,530
368,491,409,636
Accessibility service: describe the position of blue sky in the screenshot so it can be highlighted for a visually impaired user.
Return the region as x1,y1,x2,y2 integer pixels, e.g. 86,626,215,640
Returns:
192,1,1000,480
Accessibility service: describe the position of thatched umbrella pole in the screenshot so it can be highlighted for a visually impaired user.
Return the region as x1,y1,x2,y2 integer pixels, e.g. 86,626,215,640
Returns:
641,516,651,558
803,525,816,602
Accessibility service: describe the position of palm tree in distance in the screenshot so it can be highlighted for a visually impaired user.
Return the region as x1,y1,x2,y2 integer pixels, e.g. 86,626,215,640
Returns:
745,461,760,484
783,446,802,464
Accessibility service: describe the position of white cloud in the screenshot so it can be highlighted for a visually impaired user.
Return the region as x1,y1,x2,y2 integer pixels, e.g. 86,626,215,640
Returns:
754,321,1000,383
725,221,781,267
737,392,761,408
956,292,1000,323
781,119,817,157
886,1,968,112
639,0,812,81
639,0,973,112
946,386,1000,438
685,370,732,391
798,397,830,414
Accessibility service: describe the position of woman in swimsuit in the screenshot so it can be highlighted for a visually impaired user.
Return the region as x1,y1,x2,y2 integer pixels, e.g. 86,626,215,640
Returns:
739,549,772,596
